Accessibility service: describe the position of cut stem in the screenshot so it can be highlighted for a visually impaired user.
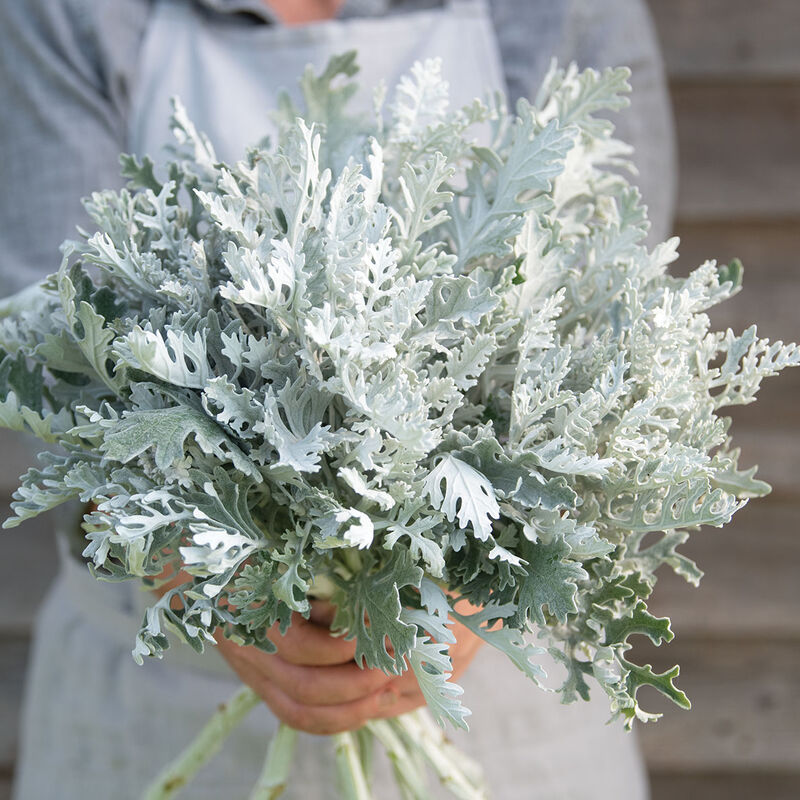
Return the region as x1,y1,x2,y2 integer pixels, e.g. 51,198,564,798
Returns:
248,723,298,800
354,726,375,789
333,730,375,800
392,712,489,800
365,719,434,799
142,686,260,800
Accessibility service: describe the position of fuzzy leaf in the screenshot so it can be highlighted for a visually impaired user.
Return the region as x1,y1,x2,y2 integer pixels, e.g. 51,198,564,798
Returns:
423,453,500,541
101,406,259,478
332,550,423,674
513,536,587,627
407,635,470,729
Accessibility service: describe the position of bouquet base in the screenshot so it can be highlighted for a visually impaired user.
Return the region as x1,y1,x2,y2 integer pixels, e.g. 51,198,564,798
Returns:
142,686,489,800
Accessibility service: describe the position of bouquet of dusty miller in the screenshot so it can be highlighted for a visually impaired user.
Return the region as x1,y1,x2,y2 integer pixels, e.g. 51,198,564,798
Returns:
1,52,798,799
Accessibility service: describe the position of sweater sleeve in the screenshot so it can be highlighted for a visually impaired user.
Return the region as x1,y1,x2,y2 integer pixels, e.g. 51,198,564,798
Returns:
0,0,151,296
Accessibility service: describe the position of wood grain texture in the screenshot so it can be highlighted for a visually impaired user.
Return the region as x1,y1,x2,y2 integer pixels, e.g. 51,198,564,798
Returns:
672,221,800,280
723,371,800,501
647,0,800,81
659,220,800,499
647,501,800,638
671,220,800,343
728,428,800,501
0,638,29,771
634,638,800,772
649,772,800,800
672,84,800,220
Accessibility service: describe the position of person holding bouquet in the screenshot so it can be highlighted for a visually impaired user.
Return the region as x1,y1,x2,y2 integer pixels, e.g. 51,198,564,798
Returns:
1,1,674,797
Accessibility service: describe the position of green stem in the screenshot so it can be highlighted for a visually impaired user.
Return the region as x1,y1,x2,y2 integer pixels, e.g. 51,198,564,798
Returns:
248,724,298,800
392,712,489,800
333,730,375,800
142,686,260,800
354,726,375,789
365,719,434,800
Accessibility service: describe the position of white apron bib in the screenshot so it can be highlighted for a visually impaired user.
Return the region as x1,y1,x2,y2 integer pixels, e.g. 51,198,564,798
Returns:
129,0,507,163
14,3,649,797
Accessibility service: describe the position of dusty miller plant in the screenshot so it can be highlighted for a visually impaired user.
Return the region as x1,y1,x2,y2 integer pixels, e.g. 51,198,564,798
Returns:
1,53,797,798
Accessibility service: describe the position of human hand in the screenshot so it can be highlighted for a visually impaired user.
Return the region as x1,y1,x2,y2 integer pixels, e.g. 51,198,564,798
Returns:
215,600,484,736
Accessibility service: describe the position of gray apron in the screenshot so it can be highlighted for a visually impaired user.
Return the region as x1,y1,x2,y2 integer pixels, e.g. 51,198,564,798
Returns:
14,2,649,797
129,0,506,162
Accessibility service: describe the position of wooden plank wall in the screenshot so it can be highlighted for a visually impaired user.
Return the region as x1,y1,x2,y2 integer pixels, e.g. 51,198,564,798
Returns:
0,2,798,799
639,2,800,798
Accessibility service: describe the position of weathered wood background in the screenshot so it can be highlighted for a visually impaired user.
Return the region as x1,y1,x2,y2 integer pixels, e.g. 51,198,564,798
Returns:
636,2,800,798
0,1,798,797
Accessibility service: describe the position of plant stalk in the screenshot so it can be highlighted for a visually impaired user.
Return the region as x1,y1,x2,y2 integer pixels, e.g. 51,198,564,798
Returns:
333,730,375,800
248,723,298,800
142,686,260,800
354,726,375,788
141,684,485,800
392,712,489,800
365,719,434,799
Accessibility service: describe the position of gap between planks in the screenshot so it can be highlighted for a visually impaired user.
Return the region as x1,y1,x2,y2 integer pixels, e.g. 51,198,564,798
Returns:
647,0,800,82
670,84,800,221
648,770,800,800
633,637,800,773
